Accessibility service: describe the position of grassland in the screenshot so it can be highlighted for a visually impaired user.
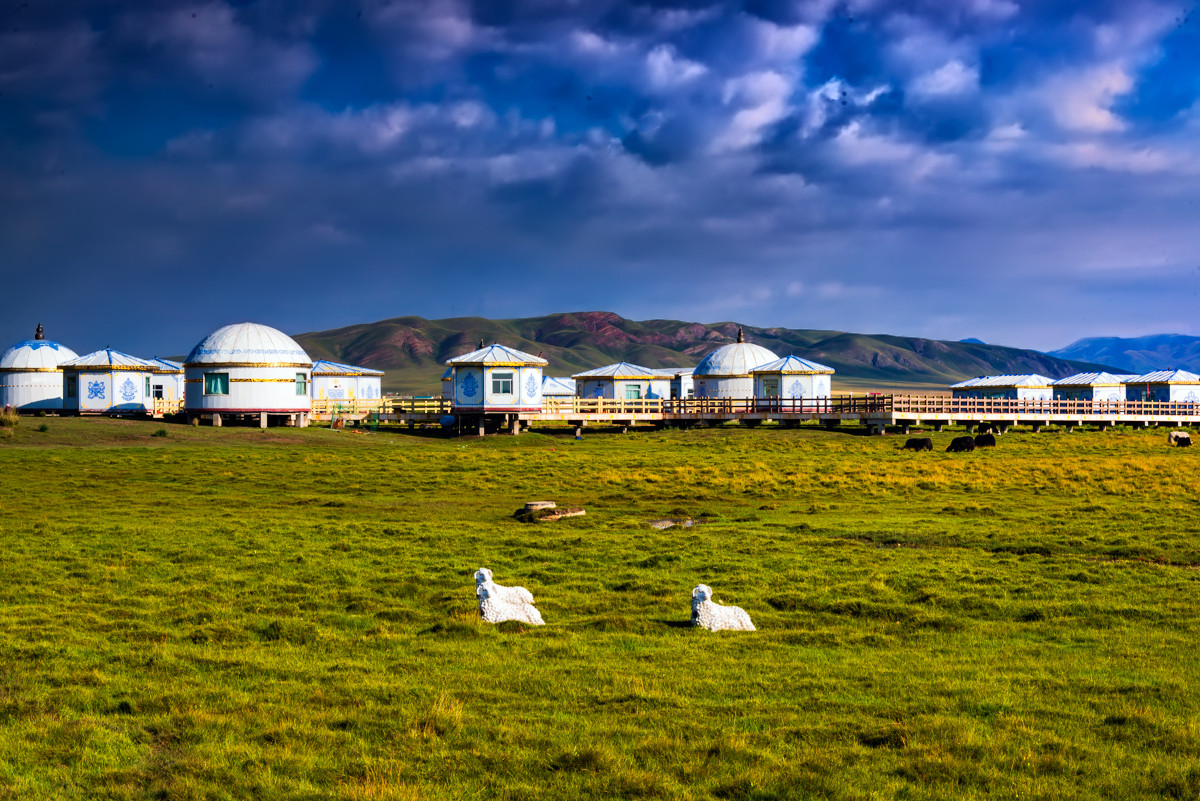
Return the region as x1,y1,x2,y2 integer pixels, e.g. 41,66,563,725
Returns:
0,416,1198,799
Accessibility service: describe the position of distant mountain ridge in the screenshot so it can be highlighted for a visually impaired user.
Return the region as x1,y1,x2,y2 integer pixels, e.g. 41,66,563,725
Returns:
294,311,1115,395
1049,334,1200,374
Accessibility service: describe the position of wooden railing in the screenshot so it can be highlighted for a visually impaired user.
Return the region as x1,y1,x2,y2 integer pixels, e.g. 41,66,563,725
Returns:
151,397,184,416
888,395,1200,418
305,393,1200,421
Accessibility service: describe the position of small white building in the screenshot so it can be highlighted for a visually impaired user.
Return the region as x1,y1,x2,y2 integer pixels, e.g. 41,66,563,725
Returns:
442,367,455,400
1125,370,1200,402
0,325,79,412
653,367,694,399
572,362,669,400
1052,372,1129,402
447,344,546,412
692,329,779,399
144,358,185,406
751,356,835,399
184,322,313,427
61,349,154,414
950,374,1055,400
311,360,385,405
541,376,577,398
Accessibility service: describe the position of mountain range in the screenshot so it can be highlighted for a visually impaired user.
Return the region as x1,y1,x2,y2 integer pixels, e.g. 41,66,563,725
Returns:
293,311,1114,395
1049,334,1200,375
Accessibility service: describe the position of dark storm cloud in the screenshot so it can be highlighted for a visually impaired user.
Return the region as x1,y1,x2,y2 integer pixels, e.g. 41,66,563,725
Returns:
3,0,1200,356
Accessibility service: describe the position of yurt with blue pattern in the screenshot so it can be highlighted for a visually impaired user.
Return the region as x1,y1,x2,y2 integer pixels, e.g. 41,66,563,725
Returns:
312,360,385,403
0,325,79,411
1124,370,1200,402
572,362,669,400
447,344,546,412
60,349,155,414
949,375,1055,400
751,356,834,399
1051,372,1134,402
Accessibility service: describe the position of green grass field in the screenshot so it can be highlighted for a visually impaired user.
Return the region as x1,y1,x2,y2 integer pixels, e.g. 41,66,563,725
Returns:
1,416,1198,799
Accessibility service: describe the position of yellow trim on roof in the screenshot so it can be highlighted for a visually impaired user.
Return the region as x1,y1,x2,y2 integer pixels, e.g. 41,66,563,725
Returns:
184,361,312,369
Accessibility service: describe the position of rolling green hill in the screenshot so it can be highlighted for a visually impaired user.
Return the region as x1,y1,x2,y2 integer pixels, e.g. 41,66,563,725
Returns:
294,311,1115,395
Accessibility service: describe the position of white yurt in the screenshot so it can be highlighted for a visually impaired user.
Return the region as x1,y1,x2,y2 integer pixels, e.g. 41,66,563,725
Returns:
572,362,669,400
0,324,79,412
949,375,1054,400
184,322,313,427
61,349,154,414
692,329,779,399
446,344,546,412
1052,372,1130,402
1125,370,1200,402
311,360,385,406
144,358,185,408
751,355,834,400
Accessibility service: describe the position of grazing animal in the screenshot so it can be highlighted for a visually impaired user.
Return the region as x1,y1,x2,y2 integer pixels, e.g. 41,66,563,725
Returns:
1169,431,1192,447
903,437,933,451
946,436,976,453
477,583,545,626
691,584,755,632
474,568,534,605
974,433,997,448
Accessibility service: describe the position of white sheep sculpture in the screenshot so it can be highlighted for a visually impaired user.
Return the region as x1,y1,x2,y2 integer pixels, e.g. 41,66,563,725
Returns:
691,584,755,632
473,568,534,605
477,583,545,625
474,568,544,626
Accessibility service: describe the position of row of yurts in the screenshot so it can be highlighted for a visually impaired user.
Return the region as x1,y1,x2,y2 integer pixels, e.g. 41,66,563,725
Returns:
441,328,837,408
950,371,1200,402
1,321,838,416
0,323,383,417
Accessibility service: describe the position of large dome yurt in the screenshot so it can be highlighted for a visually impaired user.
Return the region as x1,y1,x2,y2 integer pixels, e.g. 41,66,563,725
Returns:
692,329,779,399
0,324,79,412
184,322,313,427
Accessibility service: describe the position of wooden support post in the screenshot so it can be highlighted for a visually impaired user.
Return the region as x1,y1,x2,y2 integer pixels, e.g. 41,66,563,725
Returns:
260,412,267,429
478,419,486,437
1031,423,1042,433
511,418,521,436
212,413,221,427
933,422,944,432
900,425,910,435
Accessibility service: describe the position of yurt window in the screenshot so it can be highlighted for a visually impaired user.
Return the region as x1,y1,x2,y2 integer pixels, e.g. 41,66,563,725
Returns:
204,373,229,395
625,385,642,400
295,373,308,395
492,372,514,395
144,377,151,395
65,379,77,398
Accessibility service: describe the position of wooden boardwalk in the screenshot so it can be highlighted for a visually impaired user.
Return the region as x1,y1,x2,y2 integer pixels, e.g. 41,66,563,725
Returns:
311,395,1200,433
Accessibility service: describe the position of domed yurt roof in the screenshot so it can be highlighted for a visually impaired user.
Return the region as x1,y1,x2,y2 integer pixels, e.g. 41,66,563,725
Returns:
0,324,79,371
694,329,778,378
185,323,311,367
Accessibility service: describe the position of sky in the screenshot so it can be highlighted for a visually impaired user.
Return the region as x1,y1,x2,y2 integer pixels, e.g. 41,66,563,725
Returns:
4,0,1200,357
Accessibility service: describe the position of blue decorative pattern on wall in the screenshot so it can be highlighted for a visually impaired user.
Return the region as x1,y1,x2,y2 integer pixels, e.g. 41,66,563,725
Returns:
787,379,805,399
525,372,537,398
87,380,105,400
119,378,137,402
1186,391,1198,402
461,372,478,398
